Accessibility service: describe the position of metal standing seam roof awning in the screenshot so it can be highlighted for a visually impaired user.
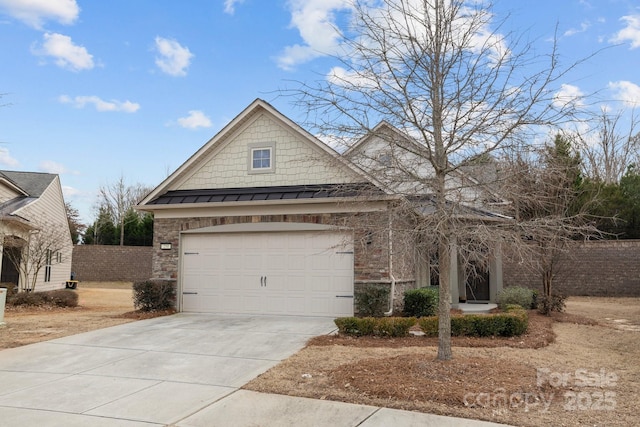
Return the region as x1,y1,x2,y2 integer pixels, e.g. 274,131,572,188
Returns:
146,183,385,205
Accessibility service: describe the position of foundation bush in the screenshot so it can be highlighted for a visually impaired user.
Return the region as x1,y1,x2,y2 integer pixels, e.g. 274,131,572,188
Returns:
354,284,389,317
418,308,528,337
496,286,535,310
403,286,439,317
132,280,176,311
334,316,417,337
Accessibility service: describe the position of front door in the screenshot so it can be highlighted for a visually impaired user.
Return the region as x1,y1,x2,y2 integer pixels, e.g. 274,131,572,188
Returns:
466,270,490,301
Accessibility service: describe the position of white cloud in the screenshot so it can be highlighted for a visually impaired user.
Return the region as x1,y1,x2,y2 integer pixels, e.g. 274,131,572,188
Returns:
177,110,212,129
154,36,193,76
277,0,351,70
564,21,591,37
553,84,585,109
608,80,640,106
61,185,81,198
38,160,67,174
0,147,19,167
327,66,377,88
59,95,140,112
611,14,640,49
224,0,245,15
32,32,94,72
0,0,79,29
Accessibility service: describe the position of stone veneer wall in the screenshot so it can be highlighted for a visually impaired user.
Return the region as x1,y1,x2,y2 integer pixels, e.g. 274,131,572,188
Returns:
503,240,640,297
72,245,152,282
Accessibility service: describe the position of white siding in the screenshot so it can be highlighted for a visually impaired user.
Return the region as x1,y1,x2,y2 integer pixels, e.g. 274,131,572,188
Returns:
14,176,73,291
178,113,361,190
0,184,21,204
349,135,487,208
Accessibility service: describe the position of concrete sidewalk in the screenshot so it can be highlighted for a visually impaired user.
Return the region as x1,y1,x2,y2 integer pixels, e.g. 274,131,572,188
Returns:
0,313,510,427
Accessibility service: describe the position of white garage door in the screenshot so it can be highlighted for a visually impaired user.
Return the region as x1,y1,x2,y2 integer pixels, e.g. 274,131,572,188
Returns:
180,231,354,317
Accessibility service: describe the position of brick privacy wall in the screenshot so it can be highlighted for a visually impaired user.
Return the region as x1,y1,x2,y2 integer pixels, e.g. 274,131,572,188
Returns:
503,240,640,297
72,245,152,282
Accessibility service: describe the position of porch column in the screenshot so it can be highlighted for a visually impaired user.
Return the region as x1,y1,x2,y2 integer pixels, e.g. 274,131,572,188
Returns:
489,243,503,302
415,248,429,288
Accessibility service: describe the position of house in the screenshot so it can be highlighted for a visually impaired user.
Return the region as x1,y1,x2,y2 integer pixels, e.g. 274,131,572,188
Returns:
138,99,505,317
344,121,507,304
0,171,73,292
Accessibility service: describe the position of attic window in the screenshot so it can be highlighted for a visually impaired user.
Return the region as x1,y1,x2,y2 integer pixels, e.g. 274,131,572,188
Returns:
377,152,392,166
252,148,271,169
248,142,276,174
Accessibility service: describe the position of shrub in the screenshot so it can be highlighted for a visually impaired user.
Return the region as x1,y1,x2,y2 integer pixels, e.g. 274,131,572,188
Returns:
8,291,46,307
42,289,78,307
334,316,416,337
537,293,566,315
530,290,539,309
132,280,176,311
496,286,534,310
334,317,375,336
375,317,417,337
355,284,389,317
418,308,528,338
403,287,439,317
6,289,78,308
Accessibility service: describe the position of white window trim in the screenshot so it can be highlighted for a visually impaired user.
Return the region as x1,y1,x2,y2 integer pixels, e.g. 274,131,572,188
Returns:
247,142,276,174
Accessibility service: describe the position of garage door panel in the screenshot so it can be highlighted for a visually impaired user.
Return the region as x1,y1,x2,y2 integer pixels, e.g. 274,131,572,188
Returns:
181,231,354,317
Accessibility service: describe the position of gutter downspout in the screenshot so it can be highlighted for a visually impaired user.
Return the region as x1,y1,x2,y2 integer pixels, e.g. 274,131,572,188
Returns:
384,210,396,316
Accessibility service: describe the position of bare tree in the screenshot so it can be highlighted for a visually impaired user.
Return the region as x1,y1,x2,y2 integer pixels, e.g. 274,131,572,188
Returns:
65,201,86,244
571,108,639,184
3,226,70,292
500,135,602,312
97,175,152,246
288,0,592,360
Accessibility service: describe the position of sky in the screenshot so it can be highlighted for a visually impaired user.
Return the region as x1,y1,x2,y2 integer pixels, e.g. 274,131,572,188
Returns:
0,0,639,225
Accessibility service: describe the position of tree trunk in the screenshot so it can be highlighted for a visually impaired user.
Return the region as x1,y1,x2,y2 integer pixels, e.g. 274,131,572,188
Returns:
437,236,453,360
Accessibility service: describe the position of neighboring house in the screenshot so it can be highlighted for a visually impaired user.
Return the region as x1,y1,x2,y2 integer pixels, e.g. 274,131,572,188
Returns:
138,99,505,317
0,171,73,292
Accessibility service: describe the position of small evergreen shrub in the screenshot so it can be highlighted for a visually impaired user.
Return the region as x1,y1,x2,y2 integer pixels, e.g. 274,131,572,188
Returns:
496,286,534,310
132,280,176,311
403,287,439,317
530,290,539,309
354,284,389,317
417,308,528,338
334,317,376,336
375,317,417,337
334,316,416,337
537,293,566,315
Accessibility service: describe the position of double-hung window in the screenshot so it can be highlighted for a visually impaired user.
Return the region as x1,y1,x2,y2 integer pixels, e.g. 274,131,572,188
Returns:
44,249,52,282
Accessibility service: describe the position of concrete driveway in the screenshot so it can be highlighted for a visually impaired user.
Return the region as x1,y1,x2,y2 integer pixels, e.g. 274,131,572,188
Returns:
0,313,337,426
0,313,509,427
